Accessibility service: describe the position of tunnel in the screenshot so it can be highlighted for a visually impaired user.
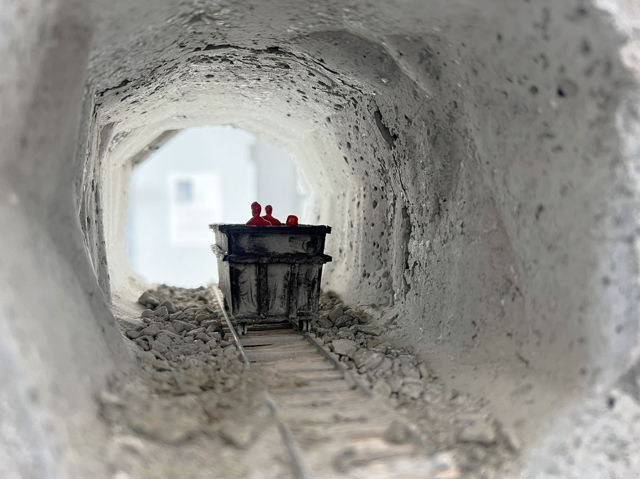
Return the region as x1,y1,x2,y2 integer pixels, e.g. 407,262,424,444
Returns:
2,0,640,477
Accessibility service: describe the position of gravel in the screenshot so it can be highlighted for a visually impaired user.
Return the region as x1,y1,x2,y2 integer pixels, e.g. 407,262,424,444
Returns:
314,291,517,473
103,285,265,453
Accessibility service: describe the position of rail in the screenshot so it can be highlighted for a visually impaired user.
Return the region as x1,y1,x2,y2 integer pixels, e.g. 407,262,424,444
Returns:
212,286,250,365
211,285,314,479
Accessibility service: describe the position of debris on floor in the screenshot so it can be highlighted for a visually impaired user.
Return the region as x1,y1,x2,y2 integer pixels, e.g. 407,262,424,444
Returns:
100,285,294,479
311,291,520,476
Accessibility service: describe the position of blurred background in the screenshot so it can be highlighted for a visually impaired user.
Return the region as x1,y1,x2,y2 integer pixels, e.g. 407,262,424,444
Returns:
126,125,310,287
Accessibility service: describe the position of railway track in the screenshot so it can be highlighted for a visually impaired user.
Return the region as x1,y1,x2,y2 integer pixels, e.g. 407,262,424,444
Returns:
213,288,458,479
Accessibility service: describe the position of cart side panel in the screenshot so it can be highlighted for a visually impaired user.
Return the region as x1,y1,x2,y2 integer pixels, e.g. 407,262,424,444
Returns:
229,263,259,316
216,259,231,310
266,264,291,316
295,264,321,315
232,232,324,256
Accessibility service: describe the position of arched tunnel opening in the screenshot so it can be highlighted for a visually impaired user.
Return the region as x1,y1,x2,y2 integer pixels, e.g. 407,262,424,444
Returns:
3,0,640,477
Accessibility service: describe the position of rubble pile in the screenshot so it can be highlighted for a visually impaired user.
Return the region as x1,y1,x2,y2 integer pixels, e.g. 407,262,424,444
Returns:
312,291,520,476
100,285,266,450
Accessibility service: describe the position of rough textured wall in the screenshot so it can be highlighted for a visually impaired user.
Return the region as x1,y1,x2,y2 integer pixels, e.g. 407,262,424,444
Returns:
2,0,640,477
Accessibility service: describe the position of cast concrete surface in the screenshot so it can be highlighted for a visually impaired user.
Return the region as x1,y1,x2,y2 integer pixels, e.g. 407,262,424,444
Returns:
2,0,640,477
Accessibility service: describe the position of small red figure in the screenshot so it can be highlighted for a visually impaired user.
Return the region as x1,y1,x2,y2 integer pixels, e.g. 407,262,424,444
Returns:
246,202,271,226
286,215,299,226
262,205,282,225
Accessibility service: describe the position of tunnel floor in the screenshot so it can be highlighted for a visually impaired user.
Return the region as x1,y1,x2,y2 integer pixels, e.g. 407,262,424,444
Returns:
103,286,519,478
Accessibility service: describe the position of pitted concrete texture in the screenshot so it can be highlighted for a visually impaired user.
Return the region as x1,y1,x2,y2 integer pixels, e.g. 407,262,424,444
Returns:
2,0,640,477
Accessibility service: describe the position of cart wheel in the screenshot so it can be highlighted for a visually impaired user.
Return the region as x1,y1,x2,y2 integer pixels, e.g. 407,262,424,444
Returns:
240,323,247,335
299,320,309,332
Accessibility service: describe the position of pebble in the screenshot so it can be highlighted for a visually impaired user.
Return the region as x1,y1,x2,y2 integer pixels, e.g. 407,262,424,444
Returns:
400,377,424,399
372,357,393,376
333,314,352,328
138,292,160,308
194,312,210,324
316,317,333,329
159,300,177,314
173,320,195,334
353,324,381,336
400,361,421,379
186,327,205,336
125,330,141,340
142,323,161,337
352,349,383,370
329,305,344,321
388,374,404,393
223,345,238,358
457,421,497,446
152,340,169,354
218,422,254,449
154,306,169,321
372,379,392,398
331,339,357,358
383,419,413,444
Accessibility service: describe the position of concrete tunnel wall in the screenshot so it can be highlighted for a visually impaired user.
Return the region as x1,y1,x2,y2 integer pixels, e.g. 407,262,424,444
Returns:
2,0,640,476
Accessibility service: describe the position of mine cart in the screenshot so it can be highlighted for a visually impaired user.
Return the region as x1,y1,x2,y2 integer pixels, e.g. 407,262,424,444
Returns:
210,224,332,334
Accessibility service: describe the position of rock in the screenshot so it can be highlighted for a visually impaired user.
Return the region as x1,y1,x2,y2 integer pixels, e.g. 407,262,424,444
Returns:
153,306,169,321
372,379,392,397
333,314,353,328
138,291,160,308
329,305,344,321
400,361,421,379
196,332,211,343
186,327,204,336
353,324,382,336
383,419,413,444
141,309,155,319
372,357,393,375
495,422,521,452
151,340,169,354
159,300,177,314
125,404,203,444
125,330,141,340
135,337,151,351
169,311,185,321
336,330,355,340
194,312,211,324
173,320,195,334
223,345,238,358
418,362,431,379
142,323,161,337
150,358,170,371
352,349,383,370
388,374,404,393
331,339,357,358
219,421,254,449
220,340,230,348
457,421,497,446
316,317,333,329
400,377,424,399
202,319,222,330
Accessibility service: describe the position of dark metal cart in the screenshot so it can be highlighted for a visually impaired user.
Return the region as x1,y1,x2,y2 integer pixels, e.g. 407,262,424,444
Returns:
210,224,332,334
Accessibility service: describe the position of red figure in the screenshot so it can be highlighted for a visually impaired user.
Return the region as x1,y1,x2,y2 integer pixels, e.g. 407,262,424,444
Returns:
246,202,271,225
262,205,282,225
286,215,299,226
